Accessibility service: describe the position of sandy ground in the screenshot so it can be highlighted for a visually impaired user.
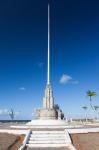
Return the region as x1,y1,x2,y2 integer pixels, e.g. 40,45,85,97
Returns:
71,132,99,150
0,133,24,150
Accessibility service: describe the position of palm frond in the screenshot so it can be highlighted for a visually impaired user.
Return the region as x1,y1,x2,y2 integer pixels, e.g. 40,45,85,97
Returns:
82,106,88,110
86,90,96,97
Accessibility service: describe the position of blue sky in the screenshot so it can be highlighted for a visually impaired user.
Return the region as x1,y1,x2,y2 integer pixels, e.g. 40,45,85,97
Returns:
0,0,99,119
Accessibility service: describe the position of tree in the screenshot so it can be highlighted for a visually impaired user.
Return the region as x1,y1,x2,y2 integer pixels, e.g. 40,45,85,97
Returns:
82,106,88,122
54,104,60,110
94,105,99,111
86,90,96,109
61,112,64,120
94,105,99,120
8,109,14,120
53,104,60,119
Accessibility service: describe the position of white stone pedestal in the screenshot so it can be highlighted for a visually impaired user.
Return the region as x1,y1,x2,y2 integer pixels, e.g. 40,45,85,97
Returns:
26,119,67,128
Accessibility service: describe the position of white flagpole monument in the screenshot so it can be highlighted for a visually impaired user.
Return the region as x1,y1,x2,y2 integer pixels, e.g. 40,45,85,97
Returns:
11,5,68,149
27,3,66,125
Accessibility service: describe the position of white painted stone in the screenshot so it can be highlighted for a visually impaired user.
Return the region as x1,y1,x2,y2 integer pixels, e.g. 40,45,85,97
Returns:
27,129,68,148
43,85,54,109
26,143,69,147
30,137,65,140
26,119,67,126
67,128,99,134
32,130,65,134
28,140,66,144
65,129,72,144
0,129,27,135
10,125,29,128
36,108,57,120
18,129,31,150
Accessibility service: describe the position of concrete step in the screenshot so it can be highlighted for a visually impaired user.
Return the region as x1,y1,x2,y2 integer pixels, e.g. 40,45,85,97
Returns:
30,137,65,141
26,130,68,148
32,131,65,134
26,143,68,148
28,140,66,144
30,134,64,138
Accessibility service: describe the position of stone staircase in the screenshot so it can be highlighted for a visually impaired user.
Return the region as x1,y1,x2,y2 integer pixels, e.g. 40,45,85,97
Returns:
26,130,69,148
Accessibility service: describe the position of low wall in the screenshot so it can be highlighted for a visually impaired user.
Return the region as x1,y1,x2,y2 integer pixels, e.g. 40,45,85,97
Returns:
67,128,99,134
0,129,27,135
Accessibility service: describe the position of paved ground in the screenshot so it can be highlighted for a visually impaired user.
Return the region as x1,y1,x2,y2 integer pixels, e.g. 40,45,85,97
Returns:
0,123,65,130
1,122,99,130
71,132,99,150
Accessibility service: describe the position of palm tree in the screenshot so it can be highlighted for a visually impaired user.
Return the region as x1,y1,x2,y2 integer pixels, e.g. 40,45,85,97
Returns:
82,106,88,122
94,105,99,111
86,90,96,109
94,105,99,120
8,109,14,120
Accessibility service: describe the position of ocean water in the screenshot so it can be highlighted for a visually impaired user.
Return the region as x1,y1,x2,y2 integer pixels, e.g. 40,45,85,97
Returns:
0,120,30,124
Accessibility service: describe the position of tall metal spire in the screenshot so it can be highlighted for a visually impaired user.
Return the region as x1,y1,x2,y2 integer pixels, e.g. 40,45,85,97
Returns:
47,3,50,85
43,3,54,109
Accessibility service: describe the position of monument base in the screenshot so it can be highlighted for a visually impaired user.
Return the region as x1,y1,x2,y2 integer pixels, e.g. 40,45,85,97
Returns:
36,108,58,120
26,108,66,128
26,119,67,128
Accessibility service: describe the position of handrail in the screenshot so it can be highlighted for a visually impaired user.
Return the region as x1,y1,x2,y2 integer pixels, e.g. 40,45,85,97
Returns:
18,129,31,150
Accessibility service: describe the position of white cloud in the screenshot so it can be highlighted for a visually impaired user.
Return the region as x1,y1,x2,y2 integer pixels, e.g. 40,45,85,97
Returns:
19,87,26,91
0,110,3,115
0,109,9,115
60,74,72,84
59,74,79,85
3,109,8,114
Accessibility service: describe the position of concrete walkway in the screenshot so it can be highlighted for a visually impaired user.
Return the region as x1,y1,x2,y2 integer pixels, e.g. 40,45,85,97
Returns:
26,147,70,150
